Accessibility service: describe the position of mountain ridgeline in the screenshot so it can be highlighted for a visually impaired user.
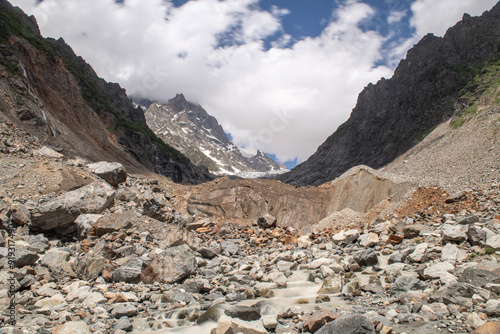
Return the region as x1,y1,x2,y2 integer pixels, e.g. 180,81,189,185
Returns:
278,3,500,186
0,0,211,184
145,94,287,177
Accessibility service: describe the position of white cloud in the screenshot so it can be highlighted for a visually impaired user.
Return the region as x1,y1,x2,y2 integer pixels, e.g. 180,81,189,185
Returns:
410,0,498,37
11,0,397,163
387,10,406,24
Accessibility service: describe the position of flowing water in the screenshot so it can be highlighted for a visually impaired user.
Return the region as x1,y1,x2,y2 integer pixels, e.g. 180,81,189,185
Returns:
130,270,355,334
21,65,57,137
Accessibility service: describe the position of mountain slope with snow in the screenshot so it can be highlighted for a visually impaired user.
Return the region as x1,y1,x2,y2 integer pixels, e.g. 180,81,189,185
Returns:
145,94,287,177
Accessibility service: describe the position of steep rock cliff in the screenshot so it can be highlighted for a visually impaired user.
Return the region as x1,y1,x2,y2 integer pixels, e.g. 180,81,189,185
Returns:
278,3,500,186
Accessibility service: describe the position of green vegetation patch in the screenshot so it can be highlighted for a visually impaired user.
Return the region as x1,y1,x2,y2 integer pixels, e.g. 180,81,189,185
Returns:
452,59,500,129
0,6,54,57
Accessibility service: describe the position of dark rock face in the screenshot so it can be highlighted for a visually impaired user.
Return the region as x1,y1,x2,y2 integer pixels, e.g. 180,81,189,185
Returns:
278,3,500,186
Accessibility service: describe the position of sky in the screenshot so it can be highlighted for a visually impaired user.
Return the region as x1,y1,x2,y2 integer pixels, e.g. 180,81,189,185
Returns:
10,0,499,169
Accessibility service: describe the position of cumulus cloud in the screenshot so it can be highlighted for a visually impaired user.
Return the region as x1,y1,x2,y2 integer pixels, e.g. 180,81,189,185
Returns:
9,0,498,164
410,0,498,37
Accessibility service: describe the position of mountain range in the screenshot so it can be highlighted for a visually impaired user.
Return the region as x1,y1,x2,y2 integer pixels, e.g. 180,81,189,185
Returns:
144,94,287,177
0,0,499,190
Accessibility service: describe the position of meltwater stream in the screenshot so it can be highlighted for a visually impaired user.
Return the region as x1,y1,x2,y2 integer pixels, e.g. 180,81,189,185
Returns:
130,270,355,334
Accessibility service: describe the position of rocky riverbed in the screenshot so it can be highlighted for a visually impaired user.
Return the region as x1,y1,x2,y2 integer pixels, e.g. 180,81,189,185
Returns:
1,123,500,334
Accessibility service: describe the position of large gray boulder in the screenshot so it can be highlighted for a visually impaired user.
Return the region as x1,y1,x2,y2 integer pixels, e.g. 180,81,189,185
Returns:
87,161,127,187
142,244,197,284
316,314,375,334
30,182,115,234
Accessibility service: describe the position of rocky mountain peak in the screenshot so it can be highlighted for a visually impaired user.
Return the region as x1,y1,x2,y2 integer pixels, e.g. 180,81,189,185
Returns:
146,95,287,177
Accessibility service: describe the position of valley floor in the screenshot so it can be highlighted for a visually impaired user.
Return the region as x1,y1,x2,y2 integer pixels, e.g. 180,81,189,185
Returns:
0,115,499,334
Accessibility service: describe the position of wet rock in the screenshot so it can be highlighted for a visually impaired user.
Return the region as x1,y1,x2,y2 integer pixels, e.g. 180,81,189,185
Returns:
214,314,268,334
353,249,378,267
225,305,261,321
197,304,225,324
114,316,133,332
317,275,343,294
262,315,278,330
389,275,425,295
258,214,277,228
31,181,115,234
87,161,127,187
303,310,340,333
143,244,197,284
263,272,287,288
278,306,303,319
315,314,375,334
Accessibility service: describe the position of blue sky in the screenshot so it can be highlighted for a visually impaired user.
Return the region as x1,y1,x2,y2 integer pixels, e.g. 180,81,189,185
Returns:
11,0,499,169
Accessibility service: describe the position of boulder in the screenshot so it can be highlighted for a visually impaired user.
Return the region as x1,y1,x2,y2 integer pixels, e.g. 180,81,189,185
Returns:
468,226,487,246
332,229,359,245
353,249,378,267
142,244,197,284
441,224,467,243
13,248,39,268
472,322,500,334
41,249,75,278
406,243,428,263
459,268,500,287
403,224,427,239
53,321,91,334
358,233,379,247
77,255,106,282
317,274,343,294
87,161,127,186
31,182,115,234
486,234,500,250
74,214,103,239
225,305,261,321
303,310,340,333
112,258,144,283
315,314,375,334
90,212,134,237
257,214,277,228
